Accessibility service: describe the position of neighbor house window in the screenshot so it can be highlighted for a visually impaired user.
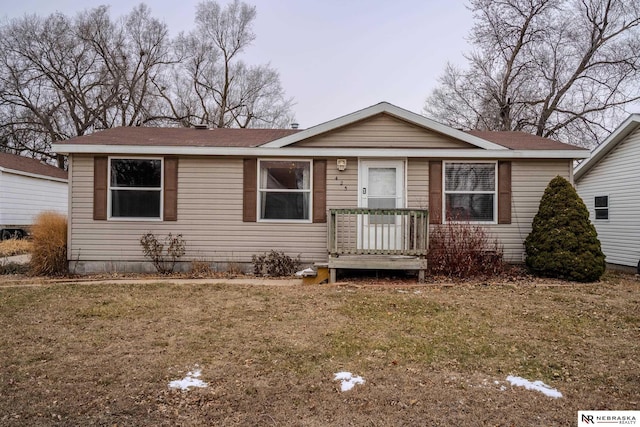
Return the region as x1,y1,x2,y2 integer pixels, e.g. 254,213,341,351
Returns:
109,158,162,219
444,162,496,222
259,160,311,221
594,195,609,220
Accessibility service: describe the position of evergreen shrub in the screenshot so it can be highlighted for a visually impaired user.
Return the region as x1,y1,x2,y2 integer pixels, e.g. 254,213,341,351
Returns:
524,176,605,282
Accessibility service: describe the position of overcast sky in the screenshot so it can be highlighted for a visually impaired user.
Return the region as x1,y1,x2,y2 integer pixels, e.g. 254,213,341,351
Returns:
2,0,475,128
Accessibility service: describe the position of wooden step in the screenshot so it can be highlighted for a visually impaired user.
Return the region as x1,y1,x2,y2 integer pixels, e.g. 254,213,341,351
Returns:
302,266,329,285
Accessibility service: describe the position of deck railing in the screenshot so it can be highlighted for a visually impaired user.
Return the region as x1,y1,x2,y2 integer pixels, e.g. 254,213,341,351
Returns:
328,208,429,256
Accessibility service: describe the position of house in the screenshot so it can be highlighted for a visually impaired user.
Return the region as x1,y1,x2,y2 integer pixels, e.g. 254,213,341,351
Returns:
0,152,68,239
52,102,588,279
574,114,640,270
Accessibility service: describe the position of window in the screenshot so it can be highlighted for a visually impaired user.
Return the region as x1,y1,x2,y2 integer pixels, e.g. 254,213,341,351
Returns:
594,195,609,220
444,162,496,222
109,158,162,219
259,160,311,221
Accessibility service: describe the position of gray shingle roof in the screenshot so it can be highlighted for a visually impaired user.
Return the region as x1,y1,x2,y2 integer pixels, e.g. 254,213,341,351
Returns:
466,130,583,150
0,152,67,180
60,126,582,151
62,127,301,147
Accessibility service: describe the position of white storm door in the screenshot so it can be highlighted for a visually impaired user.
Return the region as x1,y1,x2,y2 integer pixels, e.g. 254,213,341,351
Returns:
358,160,405,251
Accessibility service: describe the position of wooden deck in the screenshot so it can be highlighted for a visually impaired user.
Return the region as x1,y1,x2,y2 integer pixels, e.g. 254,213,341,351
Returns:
327,208,429,282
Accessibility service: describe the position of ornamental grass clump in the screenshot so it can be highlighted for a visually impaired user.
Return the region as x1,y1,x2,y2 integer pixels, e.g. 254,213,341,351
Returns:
29,211,67,276
525,176,605,282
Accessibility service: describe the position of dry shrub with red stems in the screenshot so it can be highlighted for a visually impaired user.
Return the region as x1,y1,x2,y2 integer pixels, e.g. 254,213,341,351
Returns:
427,220,505,279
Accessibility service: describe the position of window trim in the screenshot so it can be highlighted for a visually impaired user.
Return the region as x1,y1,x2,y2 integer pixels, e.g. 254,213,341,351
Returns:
257,158,313,223
107,156,164,221
594,195,609,221
442,160,498,224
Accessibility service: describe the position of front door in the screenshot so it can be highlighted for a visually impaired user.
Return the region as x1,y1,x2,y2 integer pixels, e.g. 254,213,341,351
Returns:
358,160,405,251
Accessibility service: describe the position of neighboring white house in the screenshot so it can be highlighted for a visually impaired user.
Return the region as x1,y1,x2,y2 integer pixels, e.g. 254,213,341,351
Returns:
575,114,640,270
0,152,68,239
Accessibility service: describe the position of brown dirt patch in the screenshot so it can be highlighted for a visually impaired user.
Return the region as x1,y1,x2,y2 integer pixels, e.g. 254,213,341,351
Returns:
0,272,638,426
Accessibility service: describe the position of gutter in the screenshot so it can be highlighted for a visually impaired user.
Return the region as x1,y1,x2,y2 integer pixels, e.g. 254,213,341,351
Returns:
52,144,589,160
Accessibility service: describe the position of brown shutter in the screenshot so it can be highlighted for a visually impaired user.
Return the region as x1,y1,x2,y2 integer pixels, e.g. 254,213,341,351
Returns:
93,156,108,220
313,159,327,223
498,161,512,224
164,157,178,221
243,158,257,222
429,160,442,224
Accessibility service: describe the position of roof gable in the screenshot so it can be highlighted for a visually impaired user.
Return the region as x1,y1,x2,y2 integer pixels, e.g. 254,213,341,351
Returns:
261,102,508,150
574,114,640,181
288,112,476,149
0,152,68,180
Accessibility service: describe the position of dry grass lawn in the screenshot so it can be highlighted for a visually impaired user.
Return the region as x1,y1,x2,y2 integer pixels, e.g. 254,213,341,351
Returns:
0,272,638,426
0,239,32,257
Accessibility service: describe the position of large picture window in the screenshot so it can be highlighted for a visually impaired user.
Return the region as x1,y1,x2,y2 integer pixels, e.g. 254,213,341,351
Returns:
109,158,162,219
444,162,496,222
259,160,311,221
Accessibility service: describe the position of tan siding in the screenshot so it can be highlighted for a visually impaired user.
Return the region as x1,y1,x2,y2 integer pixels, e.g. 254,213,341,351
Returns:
70,156,327,264
407,158,429,209
325,157,358,209
294,114,474,148
485,160,571,262
70,155,570,267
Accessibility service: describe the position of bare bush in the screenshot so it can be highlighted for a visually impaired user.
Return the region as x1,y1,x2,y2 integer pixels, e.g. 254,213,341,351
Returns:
427,221,505,279
189,259,213,277
252,250,300,277
140,232,186,274
224,261,245,276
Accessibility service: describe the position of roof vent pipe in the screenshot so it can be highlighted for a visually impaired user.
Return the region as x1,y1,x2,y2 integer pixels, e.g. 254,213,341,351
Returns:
291,123,299,129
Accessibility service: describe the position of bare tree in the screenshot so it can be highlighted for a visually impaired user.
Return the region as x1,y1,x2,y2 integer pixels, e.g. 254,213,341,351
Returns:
167,0,294,128
0,11,114,167
82,4,174,128
0,1,295,167
424,0,640,146
0,5,172,167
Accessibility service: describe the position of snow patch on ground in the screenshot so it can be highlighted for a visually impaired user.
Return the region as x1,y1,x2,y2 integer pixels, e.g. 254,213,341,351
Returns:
334,372,365,392
168,368,208,390
506,375,562,398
